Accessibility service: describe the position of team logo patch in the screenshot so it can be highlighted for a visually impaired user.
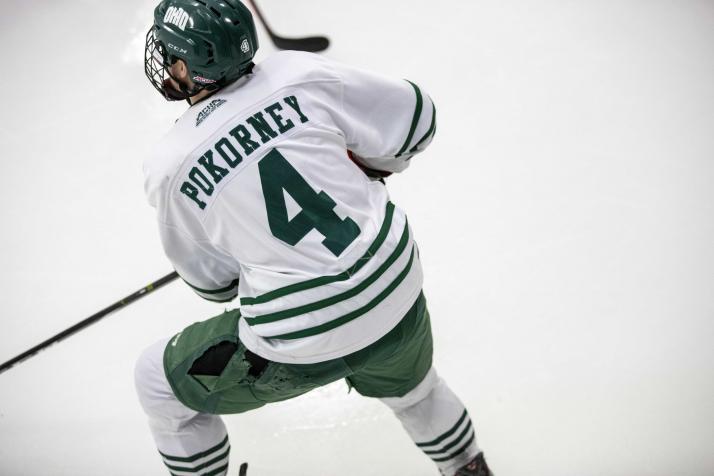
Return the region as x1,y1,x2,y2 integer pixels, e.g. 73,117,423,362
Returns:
164,6,190,31
196,99,227,127
240,39,250,53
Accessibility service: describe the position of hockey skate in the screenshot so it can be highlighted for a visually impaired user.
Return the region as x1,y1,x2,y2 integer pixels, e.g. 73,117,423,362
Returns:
448,452,493,476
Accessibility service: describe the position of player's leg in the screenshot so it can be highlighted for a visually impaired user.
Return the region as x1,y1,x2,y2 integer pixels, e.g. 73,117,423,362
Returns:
135,307,354,474
135,309,269,475
380,368,489,476
346,293,491,476
135,337,231,476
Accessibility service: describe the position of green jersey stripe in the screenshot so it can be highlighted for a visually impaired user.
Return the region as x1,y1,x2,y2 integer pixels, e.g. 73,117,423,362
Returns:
266,245,416,340
431,432,476,463
164,446,230,473
159,435,229,463
423,420,473,455
409,102,436,154
416,410,468,448
247,218,409,326
240,202,396,306
182,278,239,295
396,80,424,157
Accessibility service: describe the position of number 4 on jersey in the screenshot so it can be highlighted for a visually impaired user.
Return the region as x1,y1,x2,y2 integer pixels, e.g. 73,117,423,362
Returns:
258,149,360,256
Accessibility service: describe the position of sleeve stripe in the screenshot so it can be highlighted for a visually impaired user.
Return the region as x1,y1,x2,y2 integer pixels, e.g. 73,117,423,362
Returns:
182,277,239,295
409,101,436,154
199,293,237,303
396,80,424,157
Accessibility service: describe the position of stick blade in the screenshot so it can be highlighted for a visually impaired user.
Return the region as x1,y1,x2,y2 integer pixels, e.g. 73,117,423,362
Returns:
271,35,330,52
239,462,248,476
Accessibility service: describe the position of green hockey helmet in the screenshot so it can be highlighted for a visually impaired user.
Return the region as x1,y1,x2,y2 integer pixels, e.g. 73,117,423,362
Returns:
145,0,259,101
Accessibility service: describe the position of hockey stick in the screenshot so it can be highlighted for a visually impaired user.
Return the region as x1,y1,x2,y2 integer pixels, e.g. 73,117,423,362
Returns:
0,271,179,375
239,462,249,476
246,0,330,52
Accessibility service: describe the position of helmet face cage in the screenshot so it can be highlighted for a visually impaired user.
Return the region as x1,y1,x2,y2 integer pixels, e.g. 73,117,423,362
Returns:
144,26,206,101
144,0,259,102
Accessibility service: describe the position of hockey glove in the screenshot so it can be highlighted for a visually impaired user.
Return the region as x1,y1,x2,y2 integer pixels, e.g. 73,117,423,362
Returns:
347,150,393,180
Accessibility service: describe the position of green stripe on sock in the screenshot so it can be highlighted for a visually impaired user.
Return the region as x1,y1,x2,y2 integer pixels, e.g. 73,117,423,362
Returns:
202,463,230,476
169,463,229,476
423,420,473,455
266,246,416,340
240,202,396,306
396,80,424,157
159,435,228,463
247,219,410,326
164,446,230,473
416,410,468,448
431,432,476,463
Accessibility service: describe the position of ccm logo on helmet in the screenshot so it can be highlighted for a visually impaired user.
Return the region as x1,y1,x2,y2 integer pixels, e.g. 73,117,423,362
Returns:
168,43,188,54
163,6,190,31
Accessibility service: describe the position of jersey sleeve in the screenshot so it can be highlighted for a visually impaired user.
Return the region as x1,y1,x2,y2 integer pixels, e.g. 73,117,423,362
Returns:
157,221,240,303
329,61,437,173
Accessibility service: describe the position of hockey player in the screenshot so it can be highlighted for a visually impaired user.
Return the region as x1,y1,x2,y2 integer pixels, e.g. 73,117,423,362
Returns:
136,1,493,475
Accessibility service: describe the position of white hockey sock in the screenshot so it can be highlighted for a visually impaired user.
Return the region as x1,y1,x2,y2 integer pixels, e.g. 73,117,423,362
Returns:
135,338,230,476
380,368,481,476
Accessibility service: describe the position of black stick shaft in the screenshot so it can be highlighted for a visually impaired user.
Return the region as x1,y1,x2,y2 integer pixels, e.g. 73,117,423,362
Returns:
246,0,276,38
246,0,330,52
0,271,179,375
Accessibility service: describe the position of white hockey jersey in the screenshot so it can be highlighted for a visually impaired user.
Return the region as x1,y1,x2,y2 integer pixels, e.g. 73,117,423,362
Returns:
144,51,436,364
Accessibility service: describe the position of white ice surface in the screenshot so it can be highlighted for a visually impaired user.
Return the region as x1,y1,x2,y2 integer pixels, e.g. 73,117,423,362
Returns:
1,1,713,475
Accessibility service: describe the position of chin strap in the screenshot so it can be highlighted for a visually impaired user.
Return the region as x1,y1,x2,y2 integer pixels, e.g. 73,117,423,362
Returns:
162,67,209,101
160,60,256,102
161,78,191,101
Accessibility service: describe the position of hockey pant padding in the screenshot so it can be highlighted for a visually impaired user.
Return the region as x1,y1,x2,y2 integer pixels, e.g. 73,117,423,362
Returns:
135,337,229,476
162,294,431,414
381,367,481,476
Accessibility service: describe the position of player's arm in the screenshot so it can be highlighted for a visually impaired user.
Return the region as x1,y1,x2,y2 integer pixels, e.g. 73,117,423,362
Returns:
157,221,240,303
330,61,437,174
